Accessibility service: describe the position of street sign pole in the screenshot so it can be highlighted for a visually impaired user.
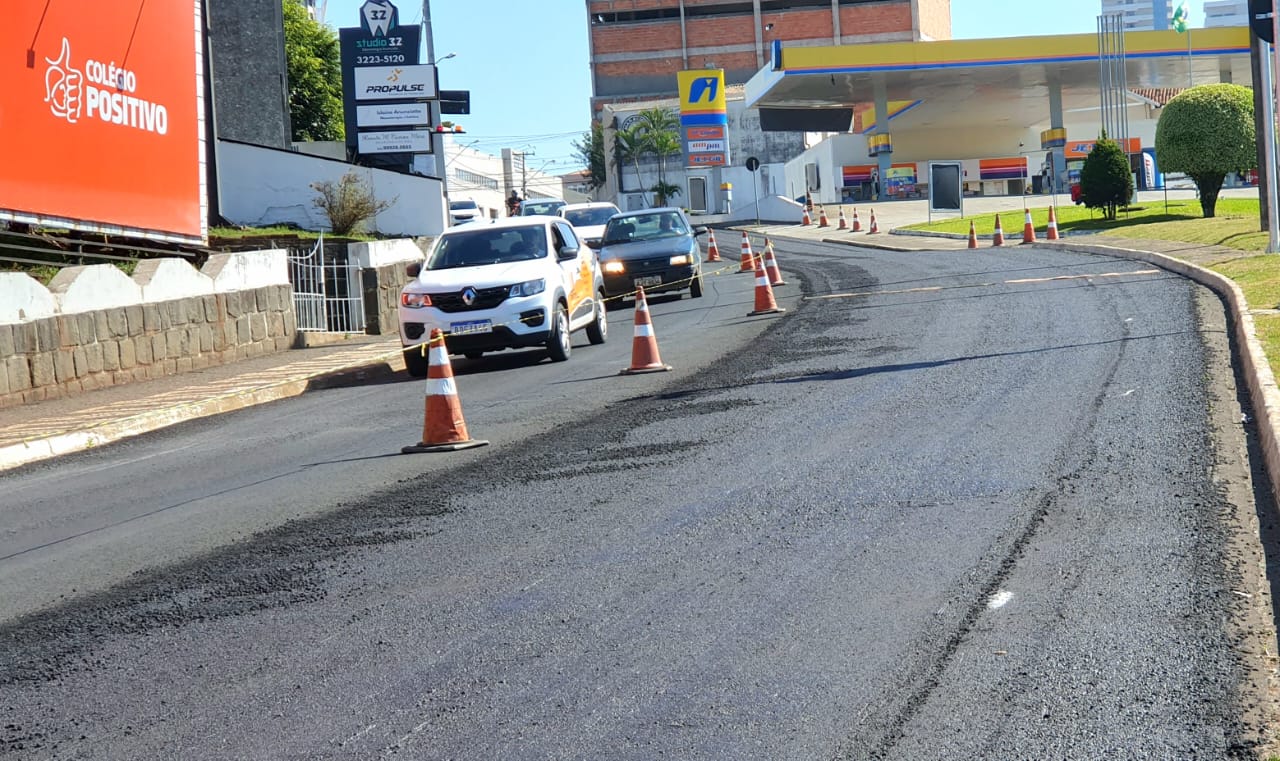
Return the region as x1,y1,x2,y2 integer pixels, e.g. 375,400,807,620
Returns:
745,156,761,227
1267,43,1280,252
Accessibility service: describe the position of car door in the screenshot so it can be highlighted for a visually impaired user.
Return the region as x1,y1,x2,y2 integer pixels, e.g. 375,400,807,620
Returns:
552,221,594,327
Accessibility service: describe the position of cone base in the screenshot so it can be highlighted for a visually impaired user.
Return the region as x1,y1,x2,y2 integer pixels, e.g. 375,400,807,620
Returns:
748,307,787,316
769,279,787,286
620,363,673,375
402,438,490,454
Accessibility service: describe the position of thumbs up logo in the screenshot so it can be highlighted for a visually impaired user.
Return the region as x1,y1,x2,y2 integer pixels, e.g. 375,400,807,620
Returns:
44,37,83,124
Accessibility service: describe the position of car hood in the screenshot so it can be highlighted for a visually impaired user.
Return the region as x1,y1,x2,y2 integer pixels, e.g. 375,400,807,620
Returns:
406,258,548,292
598,237,696,260
574,224,607,241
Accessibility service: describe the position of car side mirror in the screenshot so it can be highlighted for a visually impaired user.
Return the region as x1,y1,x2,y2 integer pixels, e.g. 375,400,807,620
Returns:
558,245,580,260
406,261,422,278
694,226,709,236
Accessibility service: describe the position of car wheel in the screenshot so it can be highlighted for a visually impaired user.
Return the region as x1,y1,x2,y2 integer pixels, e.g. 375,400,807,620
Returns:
464,351,484,360
403,347,429,377
586,290,608,345
690,274,704,298
546,304,571,362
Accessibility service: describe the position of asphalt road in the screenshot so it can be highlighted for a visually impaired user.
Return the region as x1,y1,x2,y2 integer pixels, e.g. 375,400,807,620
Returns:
1,238,1273,759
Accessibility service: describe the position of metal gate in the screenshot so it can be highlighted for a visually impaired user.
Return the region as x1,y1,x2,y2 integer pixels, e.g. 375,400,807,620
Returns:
286,237,366,333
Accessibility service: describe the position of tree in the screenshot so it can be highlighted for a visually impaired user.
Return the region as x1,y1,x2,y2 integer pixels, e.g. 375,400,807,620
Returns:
312,171,396,235
282,0,344,142
635,107,681,193
1155,83,1256,218
572,122,606,191
1079,133,1133,221
615,124,650,206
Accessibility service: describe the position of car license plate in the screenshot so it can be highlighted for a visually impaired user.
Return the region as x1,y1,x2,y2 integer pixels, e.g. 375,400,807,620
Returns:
449,319,492,335
634,275,662,288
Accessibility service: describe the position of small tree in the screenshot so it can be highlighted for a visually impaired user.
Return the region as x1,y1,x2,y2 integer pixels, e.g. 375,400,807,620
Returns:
651,181,681,206
282,0,344,142
1079,133,1133,221
311,171,396,235
572,122,606,191
1155,83,1256,218
615,124,649,206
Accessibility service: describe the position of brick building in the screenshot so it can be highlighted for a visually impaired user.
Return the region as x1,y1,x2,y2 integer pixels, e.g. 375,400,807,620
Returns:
587,0,953,111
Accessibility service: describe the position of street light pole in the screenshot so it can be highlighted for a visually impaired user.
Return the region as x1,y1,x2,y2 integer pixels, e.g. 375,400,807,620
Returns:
422,0,447,192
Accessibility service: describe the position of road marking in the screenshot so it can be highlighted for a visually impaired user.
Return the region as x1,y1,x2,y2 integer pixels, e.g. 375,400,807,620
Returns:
988,590,1014,609
805,269,1161,302
1122,389,1136,397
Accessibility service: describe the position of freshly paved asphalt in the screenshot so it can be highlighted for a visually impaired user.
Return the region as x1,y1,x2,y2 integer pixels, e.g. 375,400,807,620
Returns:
0,237,1274,759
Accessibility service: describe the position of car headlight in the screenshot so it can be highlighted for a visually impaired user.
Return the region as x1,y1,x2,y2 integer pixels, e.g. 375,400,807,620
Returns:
401,292,432,308
509,278,546,298
602,260,626,274
669,254,692,266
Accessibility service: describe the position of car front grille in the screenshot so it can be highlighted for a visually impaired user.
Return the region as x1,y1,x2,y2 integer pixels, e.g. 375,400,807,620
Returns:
429,286,510,312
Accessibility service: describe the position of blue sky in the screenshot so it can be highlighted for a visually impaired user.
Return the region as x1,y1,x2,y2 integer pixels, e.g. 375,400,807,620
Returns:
322,1,1212,175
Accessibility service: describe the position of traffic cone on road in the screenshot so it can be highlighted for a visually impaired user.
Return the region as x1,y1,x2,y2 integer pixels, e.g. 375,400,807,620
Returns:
868,209,879,234
818,206,830,227
739,231,755,273
402,329,489,453
992,214,1005,247
801,207,812,226
1021,208,1037,244
838,207,848,230
852,207,862,232
1046,206,1060,240
748,249,786,316
763,239,786,286
967,220,978,249
705,229,721,262
620,287,672,374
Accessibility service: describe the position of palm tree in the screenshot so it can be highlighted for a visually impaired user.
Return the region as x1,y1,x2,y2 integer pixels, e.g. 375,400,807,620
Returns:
614,124,650,206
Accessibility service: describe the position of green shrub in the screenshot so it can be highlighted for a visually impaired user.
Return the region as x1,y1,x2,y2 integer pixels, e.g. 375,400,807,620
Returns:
1080,134,1134,221
1155,83,1256,218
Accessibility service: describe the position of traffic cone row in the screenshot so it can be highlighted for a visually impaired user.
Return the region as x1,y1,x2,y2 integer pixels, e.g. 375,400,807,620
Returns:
620,286,672,374
705,229,721,262
403,329,489,454
739,231,755,272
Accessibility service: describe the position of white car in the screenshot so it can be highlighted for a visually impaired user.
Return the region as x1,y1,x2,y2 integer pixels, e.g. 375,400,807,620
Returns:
449,198,484,226
557,202,621,248
398,217,608,375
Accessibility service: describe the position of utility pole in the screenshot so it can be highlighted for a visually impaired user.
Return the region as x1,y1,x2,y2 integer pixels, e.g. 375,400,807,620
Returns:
520,150,534,198
422,1,448,201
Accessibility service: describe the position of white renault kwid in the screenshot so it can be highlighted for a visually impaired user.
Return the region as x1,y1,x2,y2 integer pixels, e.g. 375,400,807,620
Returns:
398,217,608,376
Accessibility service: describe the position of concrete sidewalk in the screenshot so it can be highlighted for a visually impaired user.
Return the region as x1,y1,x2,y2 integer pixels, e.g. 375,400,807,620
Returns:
0,334,407,472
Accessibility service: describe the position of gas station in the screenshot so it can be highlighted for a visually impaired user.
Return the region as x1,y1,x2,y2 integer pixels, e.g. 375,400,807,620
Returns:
743,26,1254,206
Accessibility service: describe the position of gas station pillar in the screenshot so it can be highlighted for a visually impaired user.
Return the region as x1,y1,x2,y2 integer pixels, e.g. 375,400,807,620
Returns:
1048,78,1068,193
874,77,892,202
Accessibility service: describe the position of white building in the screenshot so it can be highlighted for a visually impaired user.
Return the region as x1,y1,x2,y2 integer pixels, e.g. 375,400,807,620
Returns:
1203,0,1248,27
1100,0,1174,30
441,139,565,221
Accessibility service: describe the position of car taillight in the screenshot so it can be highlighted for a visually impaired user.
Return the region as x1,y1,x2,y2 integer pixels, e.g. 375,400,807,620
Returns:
401,292,432,308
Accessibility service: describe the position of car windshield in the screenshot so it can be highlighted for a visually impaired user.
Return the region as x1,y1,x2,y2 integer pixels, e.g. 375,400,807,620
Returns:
522,201,563,215
563,207,617,227
604,212,688,243
427,227,547,269
450,201,478,211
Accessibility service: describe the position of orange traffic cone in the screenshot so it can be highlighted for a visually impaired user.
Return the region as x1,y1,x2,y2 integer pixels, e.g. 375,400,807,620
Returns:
763,239,786,286
739,231,755,272
801,207,812,226
818,206,830,227
868,209,879,234
402,329,489,453
992,214,1005,247
620,286,672,374
967,220,978,249
805,191,814,211
852,207,862,232
838,207,848,230
1046,206,1060,240
748,249,786,316
1021,208,1037,244
705,229,721,262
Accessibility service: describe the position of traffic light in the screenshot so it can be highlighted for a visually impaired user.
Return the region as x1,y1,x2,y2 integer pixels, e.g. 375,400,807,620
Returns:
1251,0,1275,43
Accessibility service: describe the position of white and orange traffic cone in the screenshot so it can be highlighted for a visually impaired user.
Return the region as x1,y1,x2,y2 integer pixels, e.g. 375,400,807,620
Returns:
402,329,489,453
620,286,672,374
739,231,755,273
1046,206,1060,240
868,209,879,234
748,249,786,316
992,214,1005,247
801,207,812,226
1021,208,1037,244
818,206,830,227
705,229,721,262
838,207,848,230
852,207,862,232
967,220,978,249
763,239,786,286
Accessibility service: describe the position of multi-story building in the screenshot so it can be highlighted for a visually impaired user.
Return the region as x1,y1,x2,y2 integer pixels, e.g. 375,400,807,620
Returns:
1203,0,1248,27
1100,0,1174,31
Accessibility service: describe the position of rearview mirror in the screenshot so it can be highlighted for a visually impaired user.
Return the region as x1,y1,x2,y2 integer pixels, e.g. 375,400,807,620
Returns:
406,261,422,278
558,245,580,260
694,226,709,236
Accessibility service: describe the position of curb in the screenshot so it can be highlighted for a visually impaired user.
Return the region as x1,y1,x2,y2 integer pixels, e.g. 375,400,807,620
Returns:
0,351,404,473
1038,240,1280,505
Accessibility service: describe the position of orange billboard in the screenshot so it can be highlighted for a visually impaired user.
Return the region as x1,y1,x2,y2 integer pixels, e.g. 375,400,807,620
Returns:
0,2,206,242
